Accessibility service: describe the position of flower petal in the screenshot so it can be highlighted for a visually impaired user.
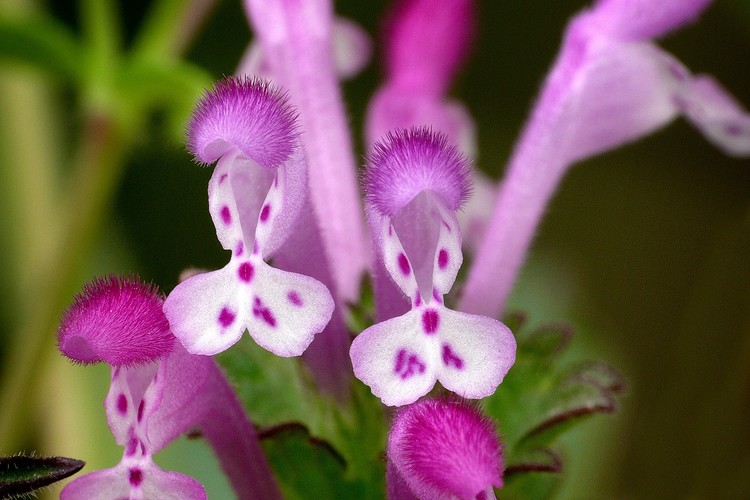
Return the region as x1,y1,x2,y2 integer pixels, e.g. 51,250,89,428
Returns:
677,75,750,156
590,0,712,41
60,462,207,500
436,309,516,400
164,264,246,356
351,309,438,406
248,260,334,357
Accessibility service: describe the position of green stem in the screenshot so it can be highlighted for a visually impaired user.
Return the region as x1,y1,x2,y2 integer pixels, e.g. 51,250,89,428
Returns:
0,110,126,452
133,0,218,59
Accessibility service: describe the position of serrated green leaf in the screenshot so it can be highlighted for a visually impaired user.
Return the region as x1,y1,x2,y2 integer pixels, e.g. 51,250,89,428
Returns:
0,454,85,497
259,424,365,499
218,337,386,495
520,323,573,364
505,447,562,476
0,17,81,80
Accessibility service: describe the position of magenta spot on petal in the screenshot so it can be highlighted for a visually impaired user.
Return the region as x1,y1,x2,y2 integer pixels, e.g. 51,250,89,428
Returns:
442,344,464,370
287,291,303,307
126,436,138,456
137,400,145,422
238,262,254,282
388,225,393,236
442,219,451,232
220,205,232,225
129,468,143,487
476,491,489,500
219,173,228,184
253,297,277,327
218,307,236,328
438,249,449,270
394,348,426,379
259,204,271,223
140,442,147,455
117,394,127,415
413,293,422,307
432,288,443,304
397,253,411,276
235,241,244,256
422,309,439,335
253,241,259,255
726,123,743,136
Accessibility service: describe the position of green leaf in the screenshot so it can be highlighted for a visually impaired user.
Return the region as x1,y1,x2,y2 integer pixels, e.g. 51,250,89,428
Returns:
0,454,85,497
259,423,378,499
117,57,212,140
484,317,625,492
0,17,81,81
218,337,386,495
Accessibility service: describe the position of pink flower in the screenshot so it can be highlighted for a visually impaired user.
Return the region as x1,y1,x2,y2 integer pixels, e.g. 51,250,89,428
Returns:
350,129,515,406
58,275,280,500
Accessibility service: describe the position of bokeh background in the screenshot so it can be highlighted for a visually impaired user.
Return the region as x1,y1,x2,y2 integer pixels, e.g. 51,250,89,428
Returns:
1,0,749,497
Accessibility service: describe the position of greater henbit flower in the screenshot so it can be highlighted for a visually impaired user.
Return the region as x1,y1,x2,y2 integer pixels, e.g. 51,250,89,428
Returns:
350,128,516,407
164,77,334,357
58,275,280,499
461,0,750,318
387,397,504,499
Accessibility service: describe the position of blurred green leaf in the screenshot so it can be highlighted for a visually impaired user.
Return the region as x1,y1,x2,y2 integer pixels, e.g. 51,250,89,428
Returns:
218,336,385,494
117,57,212,140
0,17,81,81
0,454,84,497
485,316,625,493
260,423,376,499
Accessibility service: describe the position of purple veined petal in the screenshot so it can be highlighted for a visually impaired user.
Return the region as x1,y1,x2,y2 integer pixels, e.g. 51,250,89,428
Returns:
435,309,516,400
374,213,420,301
387,398,503,500
164,264,246,356
246,260,334,357
351,309,439,406
383,0,475,96
237,17,371,81
60,461,207,500
57,276,174,367
245,0,368,303
104,362,159,446
590,0,713,41
254,147,308,258
366,86,478,158
677,75,750,157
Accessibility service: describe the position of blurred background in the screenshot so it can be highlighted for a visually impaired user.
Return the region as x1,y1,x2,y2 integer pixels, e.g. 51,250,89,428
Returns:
1,0,749,497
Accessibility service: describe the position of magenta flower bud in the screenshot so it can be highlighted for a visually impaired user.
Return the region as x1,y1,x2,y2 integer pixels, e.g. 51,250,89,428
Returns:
387,398,503,499
165,76,334,357
350,128,515,406
384,0,475,96
57,275,174,366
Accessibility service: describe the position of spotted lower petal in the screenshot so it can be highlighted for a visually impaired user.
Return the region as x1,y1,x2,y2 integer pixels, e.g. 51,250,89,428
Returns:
436,309,516,399
351,309,438,406
61,461,206,500
164,264,246,356
248,260,335,357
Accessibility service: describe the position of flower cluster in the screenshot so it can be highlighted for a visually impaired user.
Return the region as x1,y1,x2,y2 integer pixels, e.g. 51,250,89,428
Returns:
55,0,749,498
